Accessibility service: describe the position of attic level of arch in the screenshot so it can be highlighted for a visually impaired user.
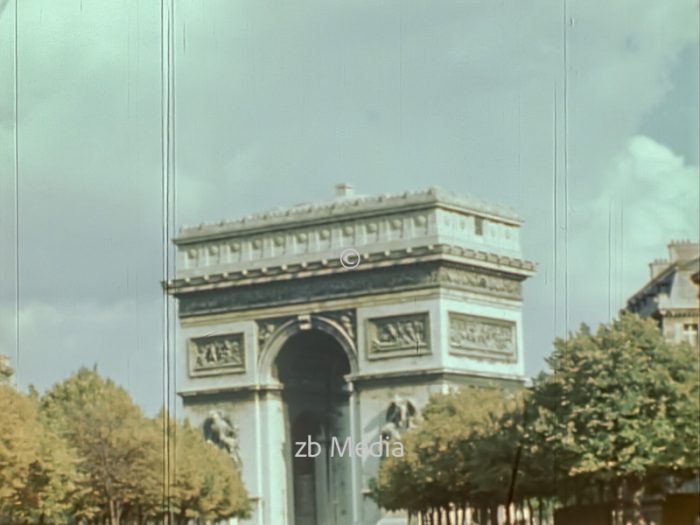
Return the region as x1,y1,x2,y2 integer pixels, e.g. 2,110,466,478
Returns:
173,206,525,278
176,187,523,240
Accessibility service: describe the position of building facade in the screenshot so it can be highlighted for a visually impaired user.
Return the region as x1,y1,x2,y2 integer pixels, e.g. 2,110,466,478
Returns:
627,240,700,348
165,186,535,525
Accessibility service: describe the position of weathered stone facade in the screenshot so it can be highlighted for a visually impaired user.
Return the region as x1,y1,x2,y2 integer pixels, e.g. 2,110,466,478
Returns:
166,186,535,525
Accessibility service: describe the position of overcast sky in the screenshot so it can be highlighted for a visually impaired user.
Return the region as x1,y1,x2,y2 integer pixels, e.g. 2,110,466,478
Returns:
0,0,698,415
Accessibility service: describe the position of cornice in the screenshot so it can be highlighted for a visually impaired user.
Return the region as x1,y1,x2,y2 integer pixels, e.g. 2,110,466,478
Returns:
164,243,535,295
347,366,525,385
659,308,699,319
177,367,524,398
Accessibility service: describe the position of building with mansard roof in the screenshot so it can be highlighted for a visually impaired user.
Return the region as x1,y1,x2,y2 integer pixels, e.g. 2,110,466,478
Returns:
626,240,699,348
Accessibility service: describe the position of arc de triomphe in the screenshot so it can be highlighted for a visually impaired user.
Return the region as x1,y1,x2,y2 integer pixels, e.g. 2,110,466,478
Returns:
165,186,535,525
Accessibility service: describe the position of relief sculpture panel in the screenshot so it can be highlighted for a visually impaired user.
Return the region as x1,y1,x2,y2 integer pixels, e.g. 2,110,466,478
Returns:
189,333,246,377
367,313,430,359
448,313,517,362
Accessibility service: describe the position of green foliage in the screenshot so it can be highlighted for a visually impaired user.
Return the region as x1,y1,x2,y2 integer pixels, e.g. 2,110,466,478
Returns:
373,313,699,521
160,413,251,523
0,384,81,524
0,368,250,525
40,368,162,525
534,313,700,487
373,387,508,514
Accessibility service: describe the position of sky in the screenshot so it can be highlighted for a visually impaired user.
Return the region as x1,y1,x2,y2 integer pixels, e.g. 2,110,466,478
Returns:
0,0,698,415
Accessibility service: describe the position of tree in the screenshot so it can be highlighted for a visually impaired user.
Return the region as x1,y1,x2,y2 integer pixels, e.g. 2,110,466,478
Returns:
466,387,562,525
373,313,699,525
39,368,162,525
531,313,700,523
0,384,81,524
373,387,510,524
159,412,250,524
2,368,250,524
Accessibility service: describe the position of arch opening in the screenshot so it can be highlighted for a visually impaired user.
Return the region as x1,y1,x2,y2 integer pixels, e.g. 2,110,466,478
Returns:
276,330,352,525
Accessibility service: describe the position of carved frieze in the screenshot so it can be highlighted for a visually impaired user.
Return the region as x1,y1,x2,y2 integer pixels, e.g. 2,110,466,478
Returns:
180,265,432,316
448,313,517,362
189,333,245,376
177,263,521,317
367,313,430,359
440,267,521,298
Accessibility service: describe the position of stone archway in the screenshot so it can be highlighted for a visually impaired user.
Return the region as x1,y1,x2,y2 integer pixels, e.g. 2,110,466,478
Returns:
257,313,358,386
275,329,353,525
170,188,534,525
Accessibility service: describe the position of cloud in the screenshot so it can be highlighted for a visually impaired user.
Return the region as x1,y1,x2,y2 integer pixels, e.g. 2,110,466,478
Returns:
0,298,170,415
169,0,698,224
568,135,699,325
563,1,698,188
0,0,696,405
